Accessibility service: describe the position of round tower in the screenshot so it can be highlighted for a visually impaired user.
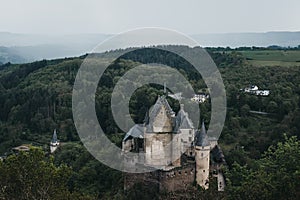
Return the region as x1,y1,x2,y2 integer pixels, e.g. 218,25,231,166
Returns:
195,122,210,189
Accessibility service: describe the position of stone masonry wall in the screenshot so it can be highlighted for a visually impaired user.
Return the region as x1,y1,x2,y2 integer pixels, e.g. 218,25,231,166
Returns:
124,162,196,193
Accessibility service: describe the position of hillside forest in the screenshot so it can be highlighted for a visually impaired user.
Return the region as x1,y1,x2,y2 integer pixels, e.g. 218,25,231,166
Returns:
0,46,300,199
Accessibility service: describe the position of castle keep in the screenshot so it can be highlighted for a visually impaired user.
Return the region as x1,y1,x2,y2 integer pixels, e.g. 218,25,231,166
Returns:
122,95,226,192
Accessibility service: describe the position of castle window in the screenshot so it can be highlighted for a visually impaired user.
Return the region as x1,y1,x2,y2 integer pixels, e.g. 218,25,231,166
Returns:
201,153,203,157
203,170,205,172
189,137,192,142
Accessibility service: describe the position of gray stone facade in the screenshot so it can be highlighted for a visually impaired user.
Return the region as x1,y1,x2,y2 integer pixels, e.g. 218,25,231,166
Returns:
122,95,226,192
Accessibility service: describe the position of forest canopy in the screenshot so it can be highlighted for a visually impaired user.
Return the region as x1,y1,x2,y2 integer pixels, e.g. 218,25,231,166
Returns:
0,46,300,199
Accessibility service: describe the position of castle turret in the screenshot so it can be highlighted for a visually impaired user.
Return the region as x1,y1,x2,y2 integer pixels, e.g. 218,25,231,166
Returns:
50,129,60,153
195,122,210,189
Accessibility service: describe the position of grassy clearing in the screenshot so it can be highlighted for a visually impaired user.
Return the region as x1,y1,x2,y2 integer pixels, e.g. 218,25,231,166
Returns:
248,60,300,67
238,50,300,67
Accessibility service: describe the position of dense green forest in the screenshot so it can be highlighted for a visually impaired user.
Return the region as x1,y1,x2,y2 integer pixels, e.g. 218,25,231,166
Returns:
0,46,300,199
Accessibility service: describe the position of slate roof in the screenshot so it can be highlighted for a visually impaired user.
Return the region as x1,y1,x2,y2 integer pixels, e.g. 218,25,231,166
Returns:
195,122,210,147
148,96,174,120
175,107,194,131
211,145,226,163
123,124,144,141
51,129,58,143
125,96,195,138
146,95,175,132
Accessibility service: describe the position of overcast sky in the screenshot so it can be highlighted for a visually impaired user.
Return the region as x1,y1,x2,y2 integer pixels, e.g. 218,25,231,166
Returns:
0,0,299,35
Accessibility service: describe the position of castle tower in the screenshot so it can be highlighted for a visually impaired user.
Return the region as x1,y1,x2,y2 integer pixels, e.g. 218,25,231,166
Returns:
195,122,210,189
50,129,60,153
176,104,194,156
144,96,176,167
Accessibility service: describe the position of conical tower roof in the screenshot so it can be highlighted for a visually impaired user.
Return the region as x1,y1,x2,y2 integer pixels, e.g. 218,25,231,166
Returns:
175,104,194,131
195,121,209,147
51,129,58,143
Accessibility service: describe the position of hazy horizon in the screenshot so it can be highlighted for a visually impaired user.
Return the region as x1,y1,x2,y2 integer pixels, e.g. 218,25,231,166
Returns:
1,30,300,36
1,0,300,35
1,0,300,64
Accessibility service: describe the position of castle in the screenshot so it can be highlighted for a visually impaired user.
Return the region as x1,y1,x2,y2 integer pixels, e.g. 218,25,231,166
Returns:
122,95,226,192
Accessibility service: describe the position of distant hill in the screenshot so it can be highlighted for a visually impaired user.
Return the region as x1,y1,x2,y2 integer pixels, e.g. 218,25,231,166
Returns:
0,31,299,63
192,31,300,47
0,32,111,63
0,46,26,64
0,32,111,47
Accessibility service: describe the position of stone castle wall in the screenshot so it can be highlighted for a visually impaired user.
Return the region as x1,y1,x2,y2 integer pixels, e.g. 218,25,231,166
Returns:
158,163,195,192
145,133,173,166
124,162,196,192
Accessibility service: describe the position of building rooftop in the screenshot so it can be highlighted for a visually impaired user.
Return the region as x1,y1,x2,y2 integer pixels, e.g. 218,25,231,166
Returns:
195,122,210,147
146,95,175,132
51,129,58,143
123,124,144,141
12,145,30,152
175,106,194,131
